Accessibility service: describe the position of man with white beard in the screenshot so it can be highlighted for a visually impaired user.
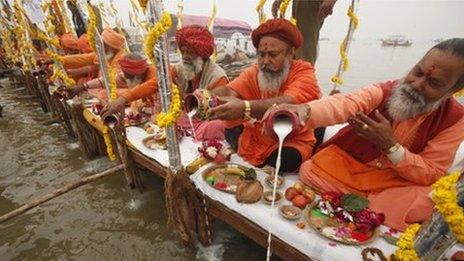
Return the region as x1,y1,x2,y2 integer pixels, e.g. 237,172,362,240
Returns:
263,38,464,231
100,25,229,141
209,18,321,172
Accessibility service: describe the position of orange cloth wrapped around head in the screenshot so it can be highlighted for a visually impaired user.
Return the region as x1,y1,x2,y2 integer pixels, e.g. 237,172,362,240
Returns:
175,25,214,59
118,54,148,76
60,33,79,50
251,18,304,49
101,27,125,50
77,34,93,53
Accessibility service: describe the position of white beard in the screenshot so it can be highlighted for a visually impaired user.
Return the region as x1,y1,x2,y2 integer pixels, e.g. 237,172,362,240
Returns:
105,51,115,61
258,59,291,93
386,79,447,121
178,57,204,80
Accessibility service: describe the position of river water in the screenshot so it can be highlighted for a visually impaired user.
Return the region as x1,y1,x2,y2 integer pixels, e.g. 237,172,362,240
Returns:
0,40,449,260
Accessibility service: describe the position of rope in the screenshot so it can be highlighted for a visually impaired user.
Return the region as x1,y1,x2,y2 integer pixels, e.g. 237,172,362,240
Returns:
330,0,359,93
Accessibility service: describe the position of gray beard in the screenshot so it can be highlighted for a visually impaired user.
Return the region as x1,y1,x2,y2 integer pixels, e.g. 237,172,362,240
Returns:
386,80,448,121
178,57,204,80
126,78,143,88
258,59,291,93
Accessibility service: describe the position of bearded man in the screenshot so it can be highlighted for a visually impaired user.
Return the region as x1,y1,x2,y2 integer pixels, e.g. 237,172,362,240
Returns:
101,25,228,141
264,38,464,230
209,18,321,172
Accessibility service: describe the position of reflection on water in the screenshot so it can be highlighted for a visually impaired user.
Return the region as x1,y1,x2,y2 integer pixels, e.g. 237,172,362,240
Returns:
0,79,266,260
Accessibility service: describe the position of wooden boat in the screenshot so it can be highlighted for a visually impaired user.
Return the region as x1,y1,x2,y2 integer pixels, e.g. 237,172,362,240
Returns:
381,35,412,47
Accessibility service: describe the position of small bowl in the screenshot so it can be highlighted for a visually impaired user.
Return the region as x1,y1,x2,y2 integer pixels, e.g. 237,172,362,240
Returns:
262,190,283,205
279,205,302,220
265,175,285,189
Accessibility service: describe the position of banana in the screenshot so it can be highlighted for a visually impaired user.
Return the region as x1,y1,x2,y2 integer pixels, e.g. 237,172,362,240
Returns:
225,167,245,176
186,156,209,174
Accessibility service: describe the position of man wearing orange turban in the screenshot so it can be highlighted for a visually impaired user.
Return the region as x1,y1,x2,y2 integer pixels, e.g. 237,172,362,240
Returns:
209,18,321,172
62,28,127,98
76,34,92,54
60,33,79,54
101,25,229,141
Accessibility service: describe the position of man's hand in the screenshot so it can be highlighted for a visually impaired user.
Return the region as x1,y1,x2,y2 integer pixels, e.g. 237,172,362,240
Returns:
318,0,337,21
63,84,86,99
348,110,397,151
208,96,245,120
101,96,127,119
262,103,311,126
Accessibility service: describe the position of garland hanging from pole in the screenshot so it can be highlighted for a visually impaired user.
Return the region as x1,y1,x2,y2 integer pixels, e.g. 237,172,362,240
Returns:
256,0,267,24
330,0,359,93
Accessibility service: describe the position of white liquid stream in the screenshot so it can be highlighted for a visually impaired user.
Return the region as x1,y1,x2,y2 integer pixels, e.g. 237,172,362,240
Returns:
187,108,198,141
266,117,293,261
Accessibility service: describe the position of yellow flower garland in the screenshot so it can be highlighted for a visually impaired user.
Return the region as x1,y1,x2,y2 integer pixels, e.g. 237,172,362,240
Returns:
108,67,118,101
279,0,292,18
103,128,116,161
156,84,182,127
394,223,421,261
144,11,172,64
431,171,464,243
256,0,267,24
86,3,97,53
50,66,76,86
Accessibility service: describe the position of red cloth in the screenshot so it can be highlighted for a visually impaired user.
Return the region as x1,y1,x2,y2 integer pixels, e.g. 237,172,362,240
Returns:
251,18,303,49
175,26,214,58
60,33,78,50
77,34,92,53
118,56,148,76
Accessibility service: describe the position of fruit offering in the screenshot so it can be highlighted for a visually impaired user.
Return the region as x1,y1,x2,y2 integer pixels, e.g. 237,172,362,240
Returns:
284,181,316,209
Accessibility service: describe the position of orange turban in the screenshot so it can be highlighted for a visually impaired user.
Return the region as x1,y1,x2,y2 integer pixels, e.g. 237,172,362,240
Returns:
251,18,303,49
175,25,214,59
118,55,148,76
101,27,125,50
77,34,92,53
60,33,78,50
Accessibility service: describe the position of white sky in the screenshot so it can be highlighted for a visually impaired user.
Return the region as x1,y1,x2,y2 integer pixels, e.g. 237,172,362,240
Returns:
111,0,464,41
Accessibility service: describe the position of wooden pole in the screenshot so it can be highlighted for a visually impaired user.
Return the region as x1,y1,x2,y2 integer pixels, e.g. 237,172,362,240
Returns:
0,164,124,224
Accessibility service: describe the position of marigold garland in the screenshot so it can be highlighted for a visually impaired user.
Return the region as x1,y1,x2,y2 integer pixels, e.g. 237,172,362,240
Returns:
108,67,118,101
279,0,292,18
156,84,182,127
86,3,98,53
103,129,116,161
431,171,464,243
394,223,421,261
256,0,267,24
50,66,76,86
144,11,172,64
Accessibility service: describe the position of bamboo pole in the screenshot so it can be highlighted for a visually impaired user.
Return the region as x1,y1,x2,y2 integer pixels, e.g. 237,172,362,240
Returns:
0,164,124,224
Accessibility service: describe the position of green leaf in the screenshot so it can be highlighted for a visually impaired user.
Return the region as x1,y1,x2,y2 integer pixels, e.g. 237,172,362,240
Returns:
341,194,369,212
382,234,398,246
244,168,257,180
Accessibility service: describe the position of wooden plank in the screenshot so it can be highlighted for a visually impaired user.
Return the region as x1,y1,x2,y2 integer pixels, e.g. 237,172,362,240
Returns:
127,148,310,260
206,197,311,261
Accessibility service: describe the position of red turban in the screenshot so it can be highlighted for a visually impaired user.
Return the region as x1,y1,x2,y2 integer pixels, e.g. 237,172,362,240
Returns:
77,34,92,53
251,18,303,49
175,26,214,59
101,27,125,50
118,55,148,76
60,33,78,50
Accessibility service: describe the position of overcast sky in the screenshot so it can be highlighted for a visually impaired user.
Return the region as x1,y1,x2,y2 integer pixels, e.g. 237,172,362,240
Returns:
112,0,464,41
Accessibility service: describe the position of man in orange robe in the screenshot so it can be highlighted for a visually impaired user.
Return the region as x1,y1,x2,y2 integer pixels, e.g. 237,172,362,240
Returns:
62,27,126,92
209,18,321,172
101,25,229,141
264,38,464,230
